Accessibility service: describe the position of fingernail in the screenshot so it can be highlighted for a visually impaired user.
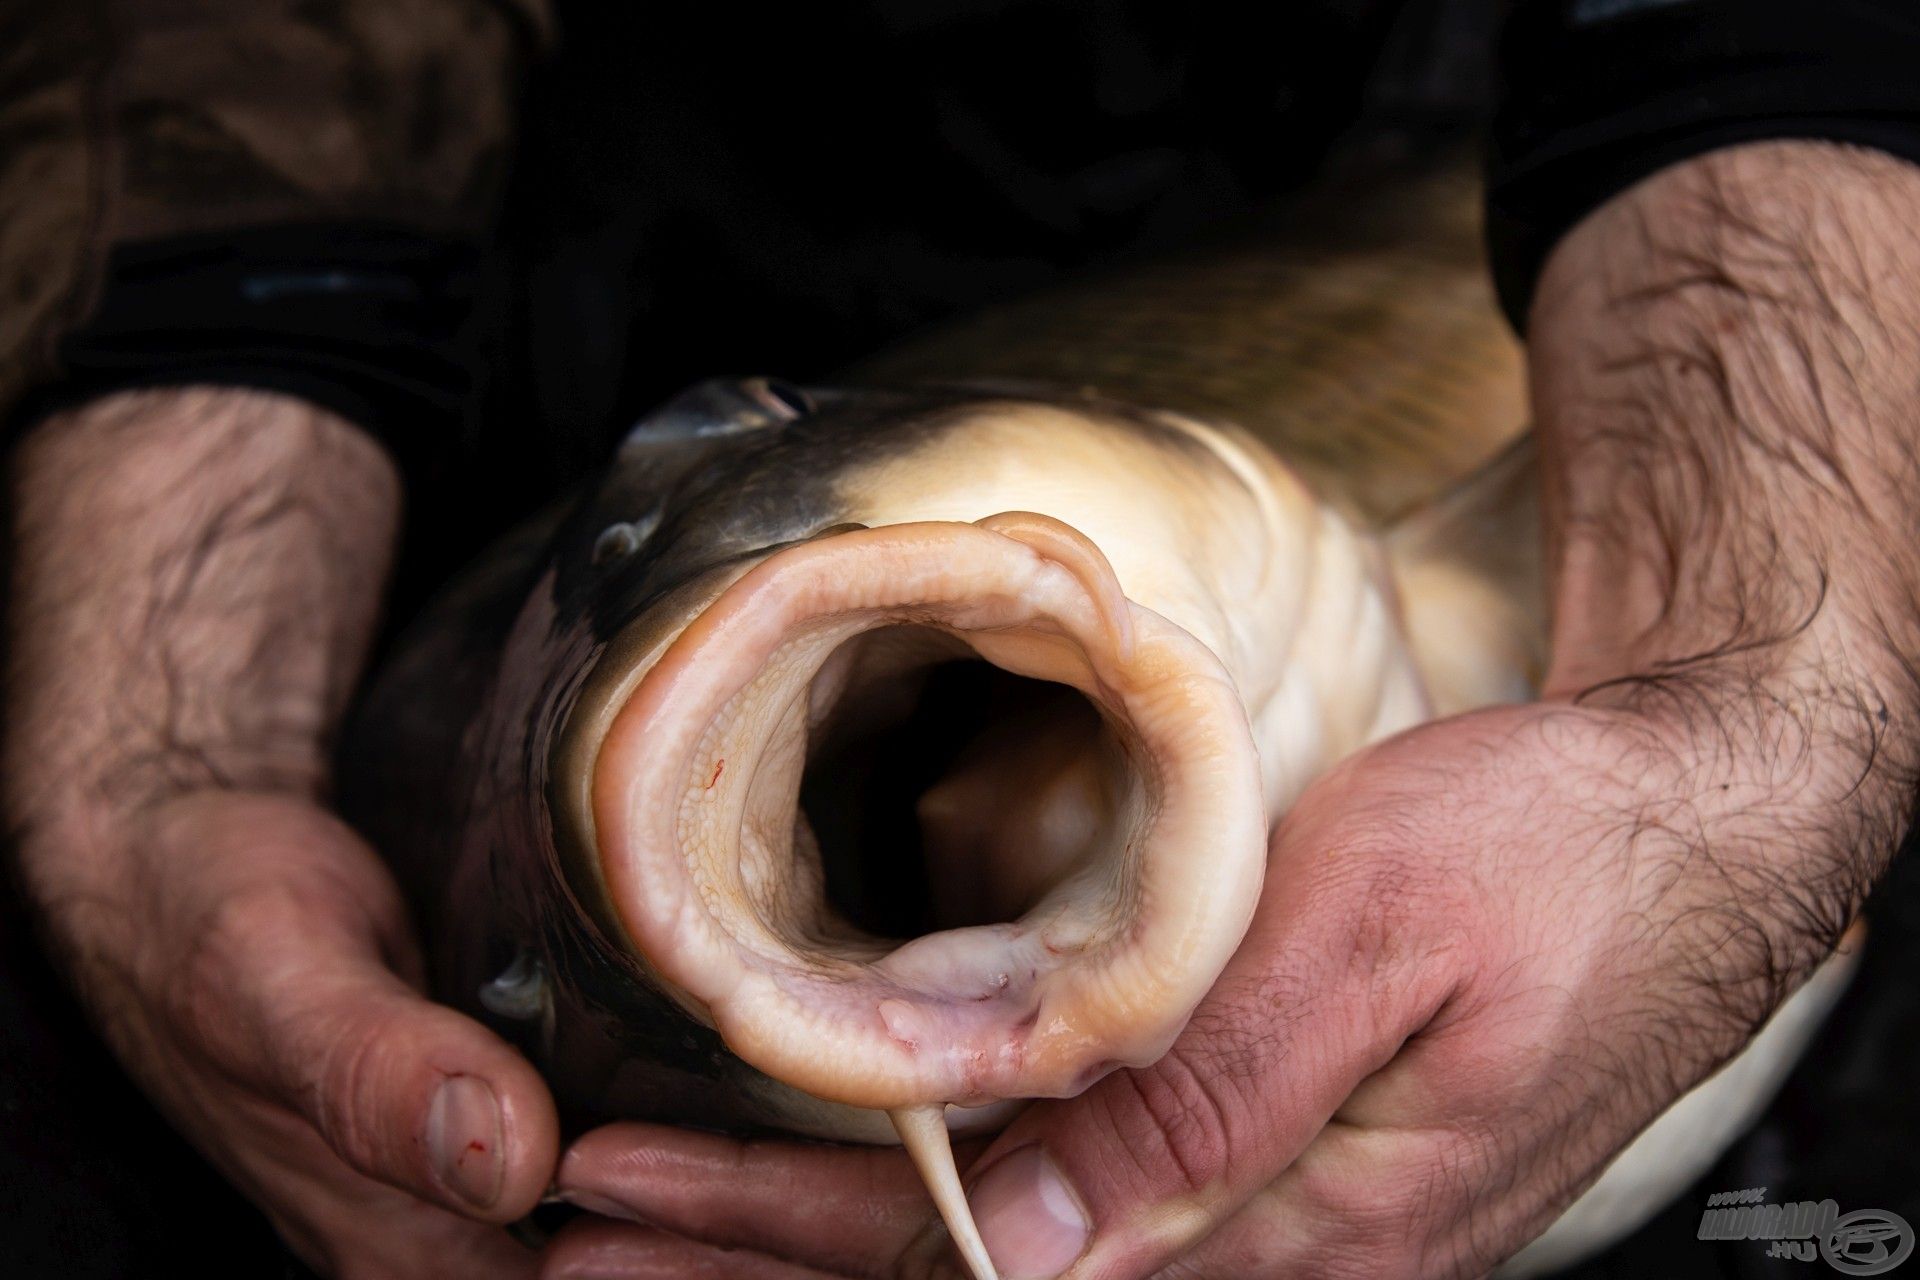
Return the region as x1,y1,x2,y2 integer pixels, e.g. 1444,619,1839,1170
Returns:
427,1074,504,1210
970,1144,1091,1280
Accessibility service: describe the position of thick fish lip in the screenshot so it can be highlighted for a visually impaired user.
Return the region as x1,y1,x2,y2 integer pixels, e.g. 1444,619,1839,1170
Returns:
587,516,1267,1112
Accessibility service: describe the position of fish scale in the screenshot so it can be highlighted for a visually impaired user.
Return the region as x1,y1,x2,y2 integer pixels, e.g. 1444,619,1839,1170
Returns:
853,161,1527,527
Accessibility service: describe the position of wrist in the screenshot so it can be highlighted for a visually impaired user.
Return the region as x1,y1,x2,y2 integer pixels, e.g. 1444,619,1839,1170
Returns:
1525,142,1920,993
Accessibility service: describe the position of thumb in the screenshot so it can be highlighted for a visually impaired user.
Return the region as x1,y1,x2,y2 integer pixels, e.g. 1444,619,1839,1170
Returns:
174,802,563,1222
260,952,562,1222
960,805,1458,1279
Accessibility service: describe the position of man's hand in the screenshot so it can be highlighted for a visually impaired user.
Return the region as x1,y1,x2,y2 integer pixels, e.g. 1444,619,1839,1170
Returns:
545,699,1896,1279
3,389,560,1277
541,141,1920,1278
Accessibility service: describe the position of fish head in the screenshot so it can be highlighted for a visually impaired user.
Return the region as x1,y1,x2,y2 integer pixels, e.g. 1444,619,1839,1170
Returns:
494,376,1415,1133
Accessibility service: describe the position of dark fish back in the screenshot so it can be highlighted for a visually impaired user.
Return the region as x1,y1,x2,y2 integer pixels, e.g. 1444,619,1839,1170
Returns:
854,161,1526,527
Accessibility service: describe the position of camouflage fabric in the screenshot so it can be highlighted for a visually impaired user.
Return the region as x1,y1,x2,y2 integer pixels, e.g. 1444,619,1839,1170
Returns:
0,0,550,423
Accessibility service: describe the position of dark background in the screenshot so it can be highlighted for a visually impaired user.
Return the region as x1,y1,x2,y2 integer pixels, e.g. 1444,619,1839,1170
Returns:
4,1,1916,1275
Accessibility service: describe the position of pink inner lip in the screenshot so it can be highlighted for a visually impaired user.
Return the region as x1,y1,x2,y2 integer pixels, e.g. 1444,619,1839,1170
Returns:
590,515,1266,1111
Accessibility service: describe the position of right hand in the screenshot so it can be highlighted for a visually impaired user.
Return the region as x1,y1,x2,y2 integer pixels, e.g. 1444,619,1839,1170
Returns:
17,789,560,1277
1,388,560,1276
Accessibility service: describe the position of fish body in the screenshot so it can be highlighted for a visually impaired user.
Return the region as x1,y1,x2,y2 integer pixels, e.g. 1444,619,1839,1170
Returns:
339,162,1852,1275
349,375,1428,1129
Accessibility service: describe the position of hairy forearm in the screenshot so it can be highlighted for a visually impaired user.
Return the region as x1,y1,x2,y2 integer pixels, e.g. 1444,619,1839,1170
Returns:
1527,141,1920,1020
3,388,400,871
1532,141,1920,701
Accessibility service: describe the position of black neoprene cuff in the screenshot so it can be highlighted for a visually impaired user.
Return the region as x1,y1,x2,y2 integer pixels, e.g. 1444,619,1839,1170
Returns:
11,223,487,485
1487,0,1920,331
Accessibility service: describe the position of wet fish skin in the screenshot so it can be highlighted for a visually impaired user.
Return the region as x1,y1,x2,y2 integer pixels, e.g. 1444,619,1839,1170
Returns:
853,160,1529,528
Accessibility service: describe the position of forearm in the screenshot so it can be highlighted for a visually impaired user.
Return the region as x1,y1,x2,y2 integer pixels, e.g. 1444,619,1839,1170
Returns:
1527,140,1920,1010
3,388,400,883
1533,141,1920,687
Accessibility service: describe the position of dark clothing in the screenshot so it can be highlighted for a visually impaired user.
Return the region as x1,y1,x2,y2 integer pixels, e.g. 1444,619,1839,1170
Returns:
0,0,537,446
3,3,1920,1278
1489,0,1920,327
12,2,1920,504
7,0,1477,585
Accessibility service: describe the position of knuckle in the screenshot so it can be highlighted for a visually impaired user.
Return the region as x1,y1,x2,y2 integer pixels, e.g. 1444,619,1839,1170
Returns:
167,880,356,1072
161,885,300,1063
1104,1044,1246,1196
303,1013,399,1173
1323,859,1476,1037
1312,1206,1435,1280
179,879,313,991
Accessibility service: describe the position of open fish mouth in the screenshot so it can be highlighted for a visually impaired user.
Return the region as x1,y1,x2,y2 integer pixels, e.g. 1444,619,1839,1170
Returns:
585,512,1268,1113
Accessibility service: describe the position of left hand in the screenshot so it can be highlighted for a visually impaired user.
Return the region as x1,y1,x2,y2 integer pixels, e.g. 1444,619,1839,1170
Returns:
540,690,1897,1280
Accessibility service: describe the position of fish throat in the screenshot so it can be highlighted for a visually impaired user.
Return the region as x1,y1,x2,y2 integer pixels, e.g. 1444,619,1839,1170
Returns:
673,613,1146,985
801,628,1120,941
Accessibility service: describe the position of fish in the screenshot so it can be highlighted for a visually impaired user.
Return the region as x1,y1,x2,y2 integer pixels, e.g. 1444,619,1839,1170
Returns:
338,160,1857,1279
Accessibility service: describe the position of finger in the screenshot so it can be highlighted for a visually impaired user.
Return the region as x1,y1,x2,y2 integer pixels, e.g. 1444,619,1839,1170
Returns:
267,937,560,1221
266,1153,548,1280
192,868,561,1222
957,787,1467,1280
542,1217,855,1280
161,798,565,1222
178,1060,546,1280
1151,988,1620,1280
556,1122,976,1277
563,784,1465,1280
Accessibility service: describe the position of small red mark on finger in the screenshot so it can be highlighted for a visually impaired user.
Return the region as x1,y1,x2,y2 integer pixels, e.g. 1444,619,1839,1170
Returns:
706,760,725,789
465,1140,488,1155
